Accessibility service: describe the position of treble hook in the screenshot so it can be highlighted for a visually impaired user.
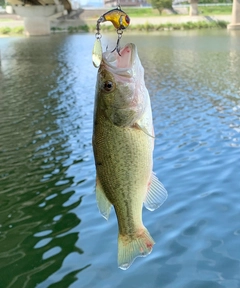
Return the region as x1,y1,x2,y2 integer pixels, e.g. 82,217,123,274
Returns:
96,7,130,56
92,6,130,67
111,29,123,56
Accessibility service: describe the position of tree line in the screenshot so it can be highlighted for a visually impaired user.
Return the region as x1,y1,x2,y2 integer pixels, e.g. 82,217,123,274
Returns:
149,0,232,14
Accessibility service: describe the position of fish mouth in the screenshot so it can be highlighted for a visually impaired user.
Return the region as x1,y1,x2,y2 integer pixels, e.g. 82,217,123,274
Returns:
102,43,136,77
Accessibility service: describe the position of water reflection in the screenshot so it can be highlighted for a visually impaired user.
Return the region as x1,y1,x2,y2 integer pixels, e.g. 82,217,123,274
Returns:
0,35,95,287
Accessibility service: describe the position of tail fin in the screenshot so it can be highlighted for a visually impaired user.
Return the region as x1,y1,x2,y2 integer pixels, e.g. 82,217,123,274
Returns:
118,227,155,270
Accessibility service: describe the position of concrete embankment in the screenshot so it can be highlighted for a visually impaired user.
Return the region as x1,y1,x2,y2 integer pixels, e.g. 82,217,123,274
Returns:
52,15,231,31
130,15,231,25
0,13,231,30
0,14,23,28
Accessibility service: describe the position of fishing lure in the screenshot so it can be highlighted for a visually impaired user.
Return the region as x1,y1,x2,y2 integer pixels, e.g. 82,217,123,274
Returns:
92,6,130,68
92,32,103,68
101,7,130,30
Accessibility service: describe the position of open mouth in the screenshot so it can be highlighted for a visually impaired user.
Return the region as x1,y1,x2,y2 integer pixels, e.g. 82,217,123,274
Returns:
117,44,135,68
103,43,136,74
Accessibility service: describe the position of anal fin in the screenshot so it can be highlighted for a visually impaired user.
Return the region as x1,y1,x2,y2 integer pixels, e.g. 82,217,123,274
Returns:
96,176,112,220
144,173,168,211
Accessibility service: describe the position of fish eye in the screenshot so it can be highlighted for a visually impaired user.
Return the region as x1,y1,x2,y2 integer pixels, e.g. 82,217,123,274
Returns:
125,15,130,25
103,80,115,92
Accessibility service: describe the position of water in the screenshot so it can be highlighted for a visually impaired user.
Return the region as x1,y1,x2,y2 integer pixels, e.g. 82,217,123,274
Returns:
0,30,240,288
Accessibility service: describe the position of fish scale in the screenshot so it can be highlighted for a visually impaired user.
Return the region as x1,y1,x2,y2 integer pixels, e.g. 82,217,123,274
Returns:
94,119,152,234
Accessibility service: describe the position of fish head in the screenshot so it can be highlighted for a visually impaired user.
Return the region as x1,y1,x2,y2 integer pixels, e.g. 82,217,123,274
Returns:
95,43,148,127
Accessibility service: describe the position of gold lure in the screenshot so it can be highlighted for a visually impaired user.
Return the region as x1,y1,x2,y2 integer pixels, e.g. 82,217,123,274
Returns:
101,8,130,30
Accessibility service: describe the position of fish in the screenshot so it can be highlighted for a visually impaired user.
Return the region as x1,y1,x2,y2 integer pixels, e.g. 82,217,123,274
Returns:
92,43,168,270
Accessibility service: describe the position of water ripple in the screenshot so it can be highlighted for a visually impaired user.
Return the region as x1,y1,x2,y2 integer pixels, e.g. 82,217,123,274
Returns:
0,31,240,288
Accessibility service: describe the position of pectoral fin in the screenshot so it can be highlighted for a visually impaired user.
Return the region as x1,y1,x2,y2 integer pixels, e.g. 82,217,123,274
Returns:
144,173,168,211
134,123,155,138
96,176,112,220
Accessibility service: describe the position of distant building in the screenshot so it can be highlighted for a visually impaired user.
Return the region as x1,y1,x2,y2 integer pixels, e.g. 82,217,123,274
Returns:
104,0,148,7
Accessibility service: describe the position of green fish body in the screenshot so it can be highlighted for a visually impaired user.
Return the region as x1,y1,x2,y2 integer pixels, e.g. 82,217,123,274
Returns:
92,43,167,270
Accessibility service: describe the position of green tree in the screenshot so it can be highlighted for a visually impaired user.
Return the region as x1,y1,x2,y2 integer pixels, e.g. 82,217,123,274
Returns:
150,0,173,14
0,0,5,7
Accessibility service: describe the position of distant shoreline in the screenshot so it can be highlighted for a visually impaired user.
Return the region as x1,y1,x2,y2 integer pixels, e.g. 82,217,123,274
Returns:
0,14,231,35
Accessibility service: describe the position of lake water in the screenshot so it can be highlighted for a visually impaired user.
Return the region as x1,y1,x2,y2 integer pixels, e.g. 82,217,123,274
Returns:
0,30,240,288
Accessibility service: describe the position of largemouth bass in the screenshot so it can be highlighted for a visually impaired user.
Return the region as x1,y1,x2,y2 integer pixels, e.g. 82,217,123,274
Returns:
92,43,168,270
